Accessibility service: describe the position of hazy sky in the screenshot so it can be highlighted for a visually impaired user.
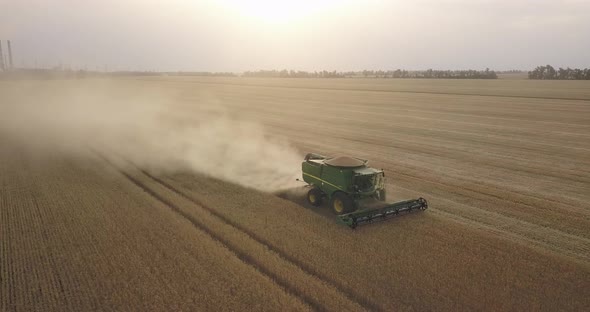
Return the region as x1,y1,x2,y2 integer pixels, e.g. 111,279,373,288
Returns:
2,0,589,71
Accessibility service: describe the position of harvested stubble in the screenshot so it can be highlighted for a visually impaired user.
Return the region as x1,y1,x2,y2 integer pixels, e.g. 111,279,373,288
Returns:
2,77,590,311
167,173,590,311
0,143,308,311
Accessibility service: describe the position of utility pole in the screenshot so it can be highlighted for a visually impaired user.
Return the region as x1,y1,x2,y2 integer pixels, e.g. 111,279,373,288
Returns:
0,40,4,71
7,40,13,69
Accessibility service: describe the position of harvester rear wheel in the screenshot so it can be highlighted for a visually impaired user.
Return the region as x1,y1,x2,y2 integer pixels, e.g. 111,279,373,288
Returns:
307,188,323,206
330,192,354,215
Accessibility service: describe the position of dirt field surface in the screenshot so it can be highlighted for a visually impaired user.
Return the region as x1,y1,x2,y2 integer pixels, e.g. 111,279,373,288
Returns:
1,77,589,311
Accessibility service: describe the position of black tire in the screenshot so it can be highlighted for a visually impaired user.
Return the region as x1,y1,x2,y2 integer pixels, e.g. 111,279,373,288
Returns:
419,197,428,210
307,188,323,206
330,192,355,215
376,189,387,201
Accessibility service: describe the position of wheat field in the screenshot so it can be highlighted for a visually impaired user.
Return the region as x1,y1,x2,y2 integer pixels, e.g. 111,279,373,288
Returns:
1,77,589,311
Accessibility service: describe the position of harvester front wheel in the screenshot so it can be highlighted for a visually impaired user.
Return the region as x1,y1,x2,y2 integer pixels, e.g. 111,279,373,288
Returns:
330,192,354,215
307,188,323,206
376,189,387,201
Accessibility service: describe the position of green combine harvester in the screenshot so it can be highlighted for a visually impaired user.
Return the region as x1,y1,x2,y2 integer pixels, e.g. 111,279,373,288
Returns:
301,153,428,228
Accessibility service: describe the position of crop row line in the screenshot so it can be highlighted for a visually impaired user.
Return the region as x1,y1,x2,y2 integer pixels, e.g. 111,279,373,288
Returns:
293,142,590,263
139,78,590,102
330,133,590,184
305,138,590,219
137,168,381,312
96,155,324,311
393,172,590,265
95,152,379,311
297,140,589,223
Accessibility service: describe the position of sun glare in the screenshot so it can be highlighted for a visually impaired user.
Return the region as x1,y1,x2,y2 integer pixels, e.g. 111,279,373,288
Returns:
219,0,344,24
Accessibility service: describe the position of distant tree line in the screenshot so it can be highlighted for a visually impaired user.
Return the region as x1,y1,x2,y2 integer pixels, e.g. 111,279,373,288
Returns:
111,71,237,77
172,71,236,77
528,65,590,80
359,69,497,79
2,68,509,80
0,68,92,80
243,69,345,78
498,69,524,74
242,68,498,79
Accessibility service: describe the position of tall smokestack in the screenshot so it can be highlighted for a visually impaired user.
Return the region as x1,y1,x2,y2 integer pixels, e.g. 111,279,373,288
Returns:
7,40,13,69
0,41,5,71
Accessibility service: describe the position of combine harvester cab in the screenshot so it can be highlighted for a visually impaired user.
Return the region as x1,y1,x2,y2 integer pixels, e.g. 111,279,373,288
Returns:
301,153,428,228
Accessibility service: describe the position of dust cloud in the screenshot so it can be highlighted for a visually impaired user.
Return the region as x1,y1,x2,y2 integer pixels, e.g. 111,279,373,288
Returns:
0,80,303,192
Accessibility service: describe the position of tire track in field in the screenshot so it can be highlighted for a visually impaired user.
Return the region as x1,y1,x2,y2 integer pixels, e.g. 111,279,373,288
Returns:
427,204,590,269
0,164,15,312
95,156,319,311
293,142,590,265
427,207,590,268
18,151,81,310
136,78,590,102
336,133,590,198
139,169,383,312
268,119,590,172
315,129,590,185
386,159,590,229
95,153,375,312
262,122,590,196
363,135,590,184
307,143,589,235
0,148,29,311
393,173,590,265
224,92,590,130
297,134,590,219
29,190,70,308
295,137,589,220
